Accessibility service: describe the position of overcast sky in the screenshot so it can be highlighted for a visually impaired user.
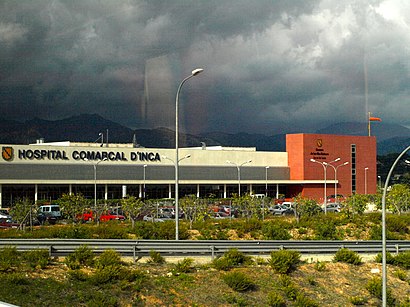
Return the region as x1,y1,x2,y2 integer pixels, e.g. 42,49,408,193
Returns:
1,0,409,135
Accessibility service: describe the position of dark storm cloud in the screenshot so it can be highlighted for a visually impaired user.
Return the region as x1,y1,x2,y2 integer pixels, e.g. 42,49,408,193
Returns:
0,0,409,134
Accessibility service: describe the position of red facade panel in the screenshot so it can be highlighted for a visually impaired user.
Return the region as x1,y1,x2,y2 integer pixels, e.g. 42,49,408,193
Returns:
286,134,377,202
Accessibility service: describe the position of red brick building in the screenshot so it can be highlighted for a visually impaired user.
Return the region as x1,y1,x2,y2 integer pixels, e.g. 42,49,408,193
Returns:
286,134,377,202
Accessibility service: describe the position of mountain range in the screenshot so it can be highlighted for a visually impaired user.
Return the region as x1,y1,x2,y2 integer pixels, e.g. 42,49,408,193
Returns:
0,114,409,155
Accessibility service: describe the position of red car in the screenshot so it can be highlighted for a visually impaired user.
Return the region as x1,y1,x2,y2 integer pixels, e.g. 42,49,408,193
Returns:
0,218,20,229
79,210,126,222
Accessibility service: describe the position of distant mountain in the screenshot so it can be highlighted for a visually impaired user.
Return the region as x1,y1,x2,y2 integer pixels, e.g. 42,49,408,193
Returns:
0,114,408,155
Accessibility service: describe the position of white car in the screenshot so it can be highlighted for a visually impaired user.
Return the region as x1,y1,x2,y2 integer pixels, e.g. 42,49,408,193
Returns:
0,209,12,220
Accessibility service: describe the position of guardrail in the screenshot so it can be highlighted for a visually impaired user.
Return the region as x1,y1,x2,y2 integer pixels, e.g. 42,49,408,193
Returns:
1,239,410,261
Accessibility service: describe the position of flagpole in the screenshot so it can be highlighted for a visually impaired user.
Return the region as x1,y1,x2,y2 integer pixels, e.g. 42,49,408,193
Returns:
368,112,371,136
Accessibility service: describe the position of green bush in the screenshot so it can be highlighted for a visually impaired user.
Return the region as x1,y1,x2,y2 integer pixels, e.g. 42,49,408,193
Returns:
67,269,88,282
387,215,409,234
267,291,286,307
147,250,165,264
22,249,50,269
262,222,291,240
314,261,327,271
64,245,95,269
375,252,396,264
315,221,339,240
96,249,122,269
222,271,255,292
223,248,253,266
393,251,410,269
212,256,234,271
349,296,368,305
132,221,189,240
269,250,301,274
90,265,123,285
294,294,318,307
173,258,195,274
333,248,362,265
0,246,20,272
93,224,129,239
366,277,396,306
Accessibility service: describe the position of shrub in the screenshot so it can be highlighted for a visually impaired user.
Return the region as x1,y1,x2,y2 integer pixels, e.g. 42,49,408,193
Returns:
294,294,318,307
222,271,255,292
67,269,88,282
223,248,253,266
333,248,362,265
262,222,291,240
366,277,396,306
269,250,301,274
314,261,327,272
90,265,123,285
349,296,368,305
267,291,286,307
375,252,396,264
64,245,95,269
315,221,339,240
0,246,20,271
394,269,407,281
22,249,50,269
393,251,410,269
173,258,195,274
96,249,122,269
147,250,165,264
212,256,234,271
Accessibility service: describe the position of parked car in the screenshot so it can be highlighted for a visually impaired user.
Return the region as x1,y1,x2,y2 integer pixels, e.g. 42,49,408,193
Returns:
322,203,341,213
211,212,231,219
269,204,294,215
142,214,173,222
37,212,58,225
79,210,126,222
327,194,345,203
38,204,62,219
0,218,20,229
0,209,12,220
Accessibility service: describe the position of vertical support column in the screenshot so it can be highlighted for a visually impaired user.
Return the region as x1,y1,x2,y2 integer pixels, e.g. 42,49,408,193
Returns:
34,184,38,203
104,184,108,201
249,184,253,195
168,183,172,199
223,184,227,198
139,184,142,198
276,184,279,199
69,184,72,195
196,184,200,198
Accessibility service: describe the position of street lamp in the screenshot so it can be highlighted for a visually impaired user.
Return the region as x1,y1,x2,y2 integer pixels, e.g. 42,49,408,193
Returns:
310,158,340,213
84,158,107,209
175,68,203,240
143,165,147,199
226,160,252,196
381,145,410,307
364,167,369,195
265,166,270,197
325,161,349,203
163,152,192,240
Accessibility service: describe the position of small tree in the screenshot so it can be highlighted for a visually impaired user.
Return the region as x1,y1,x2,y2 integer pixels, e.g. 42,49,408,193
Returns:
232,194,263,220
180,195,209,229
120,196,145,228
292,194,321,223
342,194,369,217
386,184,410,214
58,193,89,224
9,197,35,229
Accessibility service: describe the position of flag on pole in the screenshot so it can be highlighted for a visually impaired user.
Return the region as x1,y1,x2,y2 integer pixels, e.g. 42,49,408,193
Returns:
368,112,381,136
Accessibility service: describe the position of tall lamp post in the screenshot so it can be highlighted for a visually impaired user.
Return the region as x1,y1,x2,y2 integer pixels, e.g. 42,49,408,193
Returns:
310,158,340,213
381,146,410,307
265,166,270,197
226,160,252,196
143,164,147,199
84,158,107,209
175,68,203,240
164,153,192,240
364,167,369,195
325,161,349,203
